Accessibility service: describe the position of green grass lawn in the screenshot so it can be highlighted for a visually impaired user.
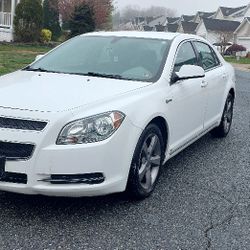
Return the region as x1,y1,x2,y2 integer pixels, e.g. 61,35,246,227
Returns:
224,56,250,64
0,43,51,76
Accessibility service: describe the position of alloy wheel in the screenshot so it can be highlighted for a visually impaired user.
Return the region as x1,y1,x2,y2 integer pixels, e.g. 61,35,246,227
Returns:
223,97,233,133
138,133,162,190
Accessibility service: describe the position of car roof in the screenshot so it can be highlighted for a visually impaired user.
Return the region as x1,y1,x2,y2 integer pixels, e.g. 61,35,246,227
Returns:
82,31,180,40
80,31,208,46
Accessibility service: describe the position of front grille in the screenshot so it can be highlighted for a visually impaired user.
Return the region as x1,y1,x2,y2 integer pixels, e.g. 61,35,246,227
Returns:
41,173,105,185
0,172,27,184
0,117,47,131
0,141,35,160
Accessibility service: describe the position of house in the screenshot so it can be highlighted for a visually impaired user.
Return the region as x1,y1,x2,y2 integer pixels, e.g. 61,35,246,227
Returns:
143,25,154,31
214,5,249,22
0,0,20,42
119,21,136,31
146,15,167,30
155,24,166,32
179,15,195,23
166,23,178,32
177,21,198,34
193,11,215,23
164,17,180,25
234,17,250,51
196,18,240,45
132,16,155,31
132,16,145,30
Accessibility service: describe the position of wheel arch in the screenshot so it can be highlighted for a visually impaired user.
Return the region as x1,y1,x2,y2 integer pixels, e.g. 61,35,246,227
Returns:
147,116,169,153
229,88,235,100
220,85,236,118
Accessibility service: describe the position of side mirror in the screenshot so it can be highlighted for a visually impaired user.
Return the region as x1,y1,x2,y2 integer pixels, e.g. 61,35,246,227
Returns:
172,65,205,83
35,54,44,61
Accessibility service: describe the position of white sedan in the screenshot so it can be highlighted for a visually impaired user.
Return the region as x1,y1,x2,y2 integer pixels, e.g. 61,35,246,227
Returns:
0,32,235,198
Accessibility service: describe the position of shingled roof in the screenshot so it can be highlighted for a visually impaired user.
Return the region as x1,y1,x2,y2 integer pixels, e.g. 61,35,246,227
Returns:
166,23,178,32
155,24,166,32
143,25,154,31
220,5,247,17
182,15,195,22
166,17,180,24
181,21,198,34
148,16,167,27
197,11,215,18
202,18,240,32
234,17,250,34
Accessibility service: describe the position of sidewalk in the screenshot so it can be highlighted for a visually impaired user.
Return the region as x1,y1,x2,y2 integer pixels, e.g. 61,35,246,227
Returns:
231,63,250,72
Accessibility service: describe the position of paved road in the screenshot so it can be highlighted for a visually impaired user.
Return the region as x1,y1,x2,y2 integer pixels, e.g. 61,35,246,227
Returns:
0,70,249,250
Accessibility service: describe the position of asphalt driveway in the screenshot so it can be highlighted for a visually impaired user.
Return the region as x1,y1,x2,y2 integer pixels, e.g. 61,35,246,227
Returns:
0,70,249,250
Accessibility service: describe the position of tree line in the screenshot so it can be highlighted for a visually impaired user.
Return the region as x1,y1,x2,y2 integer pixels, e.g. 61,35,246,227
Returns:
113,5,176,28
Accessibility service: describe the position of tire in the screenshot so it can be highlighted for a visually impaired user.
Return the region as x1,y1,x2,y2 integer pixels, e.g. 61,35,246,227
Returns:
126,123,165,199
211,93,234,138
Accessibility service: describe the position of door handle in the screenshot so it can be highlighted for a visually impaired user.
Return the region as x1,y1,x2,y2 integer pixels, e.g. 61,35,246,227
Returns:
222,74,227,80
201,80,208,88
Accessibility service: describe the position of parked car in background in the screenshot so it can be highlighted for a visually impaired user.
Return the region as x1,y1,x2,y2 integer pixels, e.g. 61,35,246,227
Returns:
0,31,236,199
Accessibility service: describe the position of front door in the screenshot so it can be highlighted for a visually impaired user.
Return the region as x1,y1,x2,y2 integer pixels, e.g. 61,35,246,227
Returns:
165,41,207,154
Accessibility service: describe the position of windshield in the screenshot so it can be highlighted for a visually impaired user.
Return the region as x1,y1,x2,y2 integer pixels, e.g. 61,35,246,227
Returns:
26,35,171,82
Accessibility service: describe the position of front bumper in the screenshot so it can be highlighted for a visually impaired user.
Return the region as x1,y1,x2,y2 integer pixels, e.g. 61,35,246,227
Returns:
0,108,142,197
0,176,128,197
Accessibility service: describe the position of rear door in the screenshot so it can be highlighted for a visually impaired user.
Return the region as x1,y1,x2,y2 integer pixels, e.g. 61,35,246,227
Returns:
192,41,226,129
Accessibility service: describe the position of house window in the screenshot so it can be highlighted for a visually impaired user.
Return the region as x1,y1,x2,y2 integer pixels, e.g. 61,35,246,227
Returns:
4,0,11,12
0,0,11,12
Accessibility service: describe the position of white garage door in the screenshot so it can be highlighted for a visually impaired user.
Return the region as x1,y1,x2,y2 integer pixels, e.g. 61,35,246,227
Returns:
238,37,250,52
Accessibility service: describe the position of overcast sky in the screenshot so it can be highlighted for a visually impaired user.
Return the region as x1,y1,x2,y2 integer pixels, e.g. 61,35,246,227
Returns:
115,0,250,15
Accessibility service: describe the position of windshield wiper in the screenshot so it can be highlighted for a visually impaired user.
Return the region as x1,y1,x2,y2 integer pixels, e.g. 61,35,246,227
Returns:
23,68,126,79
86,72,123,79
23,66,59,73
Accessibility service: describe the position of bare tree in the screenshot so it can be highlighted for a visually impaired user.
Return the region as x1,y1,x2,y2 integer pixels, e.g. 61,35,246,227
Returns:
121,5,141,21
112,10,121,30
120,5,176,21
216,31,234,54
141,6,176,17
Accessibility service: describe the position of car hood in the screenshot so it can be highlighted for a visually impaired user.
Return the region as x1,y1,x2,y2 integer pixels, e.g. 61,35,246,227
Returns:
0,71,150,112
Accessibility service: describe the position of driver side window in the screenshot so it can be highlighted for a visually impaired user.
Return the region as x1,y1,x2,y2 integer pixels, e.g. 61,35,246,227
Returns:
174,42,198,72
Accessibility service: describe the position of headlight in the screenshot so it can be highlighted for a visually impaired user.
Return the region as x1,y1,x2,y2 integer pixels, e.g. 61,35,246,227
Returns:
57,111,125,145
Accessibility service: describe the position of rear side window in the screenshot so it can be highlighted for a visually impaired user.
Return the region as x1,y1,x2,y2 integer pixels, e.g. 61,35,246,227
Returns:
194,41,220,70
174,42,198,72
